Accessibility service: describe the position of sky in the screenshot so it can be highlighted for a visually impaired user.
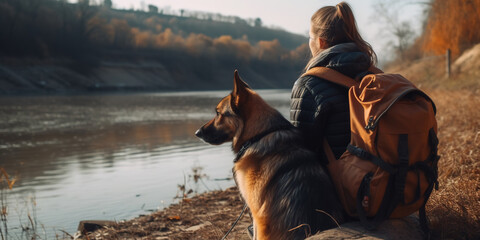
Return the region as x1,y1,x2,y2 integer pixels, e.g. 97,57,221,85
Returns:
107,0,427,64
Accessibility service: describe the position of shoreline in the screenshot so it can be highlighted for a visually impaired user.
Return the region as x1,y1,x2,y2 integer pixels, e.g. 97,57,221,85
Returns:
75,187,427,240
76,187,252,240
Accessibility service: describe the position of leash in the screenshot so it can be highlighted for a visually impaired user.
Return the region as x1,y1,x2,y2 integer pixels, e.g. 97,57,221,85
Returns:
220,203,248,240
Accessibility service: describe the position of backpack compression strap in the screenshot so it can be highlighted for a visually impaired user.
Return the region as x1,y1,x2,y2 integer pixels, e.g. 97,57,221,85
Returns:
302,66,384,88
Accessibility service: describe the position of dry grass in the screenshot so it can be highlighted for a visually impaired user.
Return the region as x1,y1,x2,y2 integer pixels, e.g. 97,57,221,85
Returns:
426,89,480,239
386,51,480,238
387,49,480,92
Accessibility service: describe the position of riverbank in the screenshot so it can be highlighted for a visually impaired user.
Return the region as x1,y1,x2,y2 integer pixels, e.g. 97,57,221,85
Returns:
75,88,480,240
75,186,426,240
76,187,252,240
0,55,299,95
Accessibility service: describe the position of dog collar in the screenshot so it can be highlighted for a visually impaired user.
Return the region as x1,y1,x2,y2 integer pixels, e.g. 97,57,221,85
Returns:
233,124,294,163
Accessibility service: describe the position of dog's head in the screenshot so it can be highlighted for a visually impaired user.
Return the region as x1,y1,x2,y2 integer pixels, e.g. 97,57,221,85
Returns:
195,70,251,145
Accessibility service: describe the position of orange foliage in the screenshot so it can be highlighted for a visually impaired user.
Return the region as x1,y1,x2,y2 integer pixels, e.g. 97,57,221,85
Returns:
154,28,185,49
288,43,310,62
131,28,153,48
109,18,134,48
85,16,305,64
212,35,252,60
254,39,286,62
185,33,213,56
423,0,480,57
123,27,264,61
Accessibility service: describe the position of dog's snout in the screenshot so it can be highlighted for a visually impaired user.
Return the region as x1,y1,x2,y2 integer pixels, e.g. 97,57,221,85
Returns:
195,128,203,138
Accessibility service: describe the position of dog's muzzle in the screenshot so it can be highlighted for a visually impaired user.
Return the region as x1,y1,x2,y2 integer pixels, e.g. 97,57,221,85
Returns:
194,125,230,145
195,128,203,138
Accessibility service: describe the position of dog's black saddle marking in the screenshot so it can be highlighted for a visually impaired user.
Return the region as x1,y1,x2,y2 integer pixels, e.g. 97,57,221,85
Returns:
234,124,293,163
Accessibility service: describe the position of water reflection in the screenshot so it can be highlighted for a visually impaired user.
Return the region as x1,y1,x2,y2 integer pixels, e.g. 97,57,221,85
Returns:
2,121,204,187
0,89,290,237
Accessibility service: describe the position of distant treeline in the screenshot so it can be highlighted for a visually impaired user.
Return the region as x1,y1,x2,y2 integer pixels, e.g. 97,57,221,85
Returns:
0,0,309,67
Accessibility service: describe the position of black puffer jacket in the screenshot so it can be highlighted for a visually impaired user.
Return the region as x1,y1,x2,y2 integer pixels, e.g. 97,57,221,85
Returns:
290,43,371,164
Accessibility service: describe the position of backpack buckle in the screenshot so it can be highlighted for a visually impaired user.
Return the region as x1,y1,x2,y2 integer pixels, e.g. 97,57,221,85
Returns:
365,116,375,131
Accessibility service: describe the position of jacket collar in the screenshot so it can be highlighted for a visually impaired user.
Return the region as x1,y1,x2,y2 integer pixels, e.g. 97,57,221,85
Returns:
307,42,370,78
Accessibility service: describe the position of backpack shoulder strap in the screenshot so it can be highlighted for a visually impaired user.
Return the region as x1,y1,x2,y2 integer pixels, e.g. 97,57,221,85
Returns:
368,66,384,74
302,67,357,88
301,66,384,88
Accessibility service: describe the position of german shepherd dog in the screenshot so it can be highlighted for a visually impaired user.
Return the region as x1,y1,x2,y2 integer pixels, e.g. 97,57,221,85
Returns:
195,71,343,239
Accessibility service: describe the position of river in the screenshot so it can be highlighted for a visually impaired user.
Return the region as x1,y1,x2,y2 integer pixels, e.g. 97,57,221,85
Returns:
0,90,291,238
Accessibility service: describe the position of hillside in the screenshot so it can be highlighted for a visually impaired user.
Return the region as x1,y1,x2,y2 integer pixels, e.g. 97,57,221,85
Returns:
0,0,309,95
108,9,307,50
386,43,480,91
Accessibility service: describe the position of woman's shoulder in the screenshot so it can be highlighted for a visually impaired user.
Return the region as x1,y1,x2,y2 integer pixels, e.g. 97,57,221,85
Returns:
293,74,347,97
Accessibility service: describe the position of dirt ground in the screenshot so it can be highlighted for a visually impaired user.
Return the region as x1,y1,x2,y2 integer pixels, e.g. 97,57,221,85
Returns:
78,187,252,240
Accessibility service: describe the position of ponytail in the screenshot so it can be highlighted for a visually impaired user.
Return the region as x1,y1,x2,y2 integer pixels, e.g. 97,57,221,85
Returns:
309,2,377,67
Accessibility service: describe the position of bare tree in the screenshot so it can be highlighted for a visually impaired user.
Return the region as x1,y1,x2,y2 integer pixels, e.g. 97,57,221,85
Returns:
103,0,112,8
76,0,98,48
372,0,425,60
148,4,158,13
254,17,262,27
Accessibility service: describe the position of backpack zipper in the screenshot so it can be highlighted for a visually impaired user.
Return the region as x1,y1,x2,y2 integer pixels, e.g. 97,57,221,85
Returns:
365,89,418,131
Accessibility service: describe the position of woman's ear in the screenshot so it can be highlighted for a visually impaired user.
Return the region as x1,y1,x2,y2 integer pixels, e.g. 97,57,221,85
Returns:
318,38,328,49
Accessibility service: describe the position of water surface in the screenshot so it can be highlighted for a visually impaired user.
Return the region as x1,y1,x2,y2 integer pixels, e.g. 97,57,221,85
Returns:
0,90,291,237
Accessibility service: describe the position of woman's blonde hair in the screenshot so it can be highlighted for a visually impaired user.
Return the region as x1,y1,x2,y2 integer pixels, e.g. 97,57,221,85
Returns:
307,2,377,68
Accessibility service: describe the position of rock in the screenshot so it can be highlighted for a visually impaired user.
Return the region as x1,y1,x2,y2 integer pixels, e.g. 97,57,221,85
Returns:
307,215,424,240
77,220,116,233
185,221,213,231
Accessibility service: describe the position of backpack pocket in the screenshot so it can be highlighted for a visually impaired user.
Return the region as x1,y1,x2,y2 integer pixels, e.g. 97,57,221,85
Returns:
328,151,390,217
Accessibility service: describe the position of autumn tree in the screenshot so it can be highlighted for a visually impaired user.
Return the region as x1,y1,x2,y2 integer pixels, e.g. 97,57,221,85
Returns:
110,18,133,48
423,0,480,57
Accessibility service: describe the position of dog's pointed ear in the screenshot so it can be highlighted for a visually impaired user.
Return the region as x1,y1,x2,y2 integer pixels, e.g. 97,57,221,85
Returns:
232,70,250,97
231,70,250,110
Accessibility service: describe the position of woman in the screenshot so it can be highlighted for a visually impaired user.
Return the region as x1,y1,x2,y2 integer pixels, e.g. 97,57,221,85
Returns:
290,2,377,165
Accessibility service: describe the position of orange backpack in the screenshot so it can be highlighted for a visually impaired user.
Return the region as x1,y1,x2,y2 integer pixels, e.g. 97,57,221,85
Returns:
303,67,440,232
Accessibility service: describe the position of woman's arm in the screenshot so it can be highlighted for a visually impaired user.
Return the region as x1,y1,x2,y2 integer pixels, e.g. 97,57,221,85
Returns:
290,76,330,151
291,75,349,159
